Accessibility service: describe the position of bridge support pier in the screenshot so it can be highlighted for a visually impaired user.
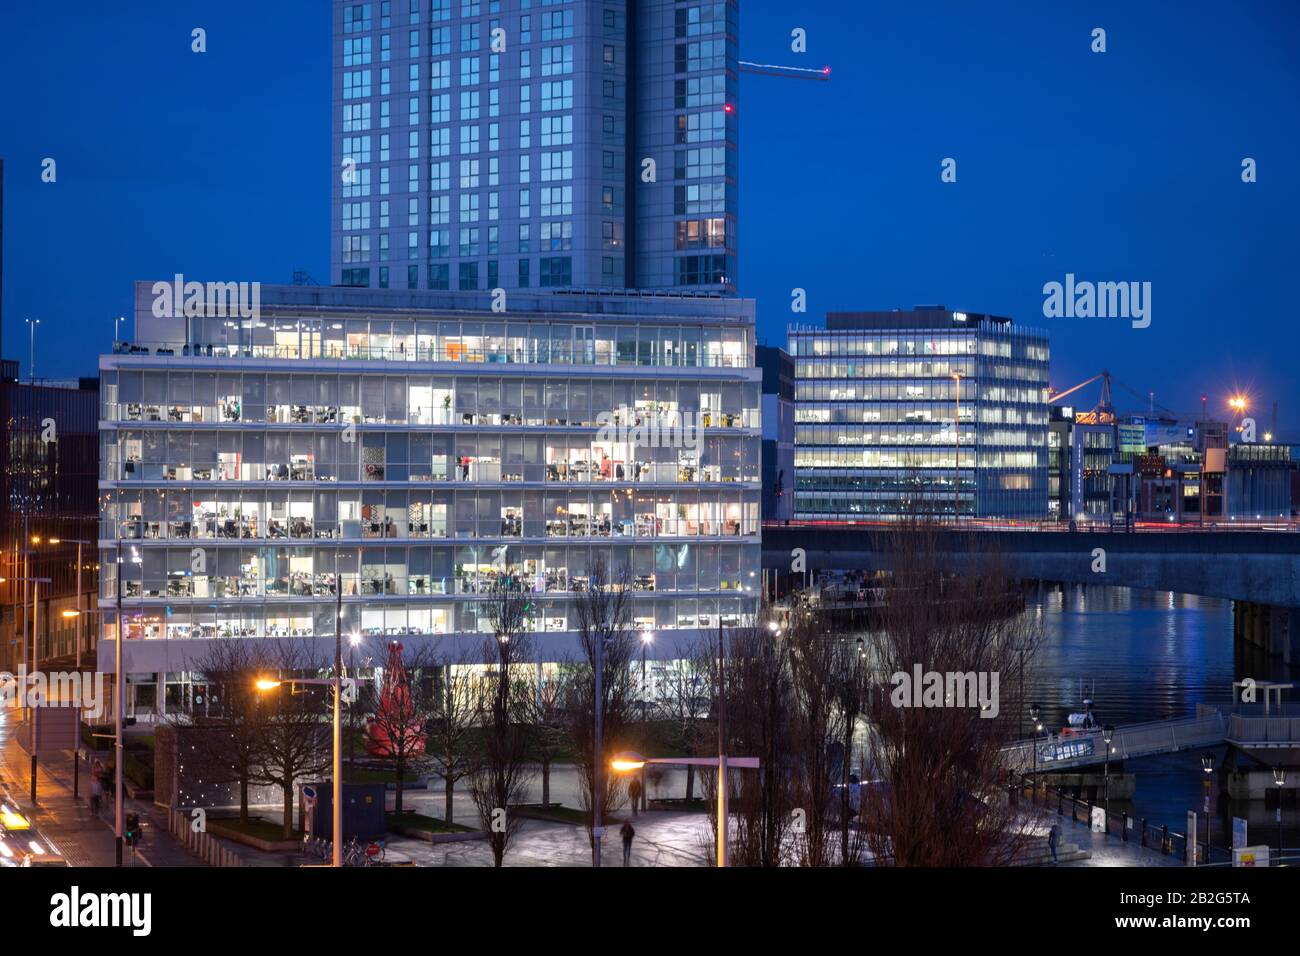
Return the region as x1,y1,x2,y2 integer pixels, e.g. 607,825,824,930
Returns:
1233,601,1300,665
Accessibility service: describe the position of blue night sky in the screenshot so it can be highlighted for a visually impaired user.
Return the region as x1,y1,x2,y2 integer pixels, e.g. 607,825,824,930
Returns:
2,0,1297,431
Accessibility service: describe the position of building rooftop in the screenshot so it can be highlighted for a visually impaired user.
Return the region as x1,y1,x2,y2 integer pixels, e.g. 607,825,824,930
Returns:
822,306,1014,332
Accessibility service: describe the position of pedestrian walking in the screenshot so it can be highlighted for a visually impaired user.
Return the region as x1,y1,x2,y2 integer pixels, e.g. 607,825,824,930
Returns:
89,758,104,817
628,777,642,817
1048,823,1060,864
620,820,636,867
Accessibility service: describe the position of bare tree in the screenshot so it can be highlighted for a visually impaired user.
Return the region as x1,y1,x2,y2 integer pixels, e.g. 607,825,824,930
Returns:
565,561,639,853
518,661,571,807
832,639,869,867
425,644,480,825
468,578,537,866
180,641,267,825
786,608,842,867
362,640,434,815
858,522,1041,866
251,639,331,839
710,623,799,868
654,646,712,802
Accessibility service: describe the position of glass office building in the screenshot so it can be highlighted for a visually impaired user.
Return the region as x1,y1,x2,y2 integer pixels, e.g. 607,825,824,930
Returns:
788,308,1050,520
97,283,761,703
331,0,739,294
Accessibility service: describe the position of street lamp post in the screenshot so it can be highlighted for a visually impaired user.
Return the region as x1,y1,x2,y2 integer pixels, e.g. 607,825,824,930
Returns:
716,619,728,868
26,318,40,382
639,628,653,813
1029,703,1042,797
592,621,611,868
1201,752,1214,815
348,633,361,775
255,592,348,868
19,532,40,720
50,538,91,669
1274,766,1286,864
9,574,51,803
114,539,135,866
952,371,961,522
62,604,118,846
639,628,652,724
1102,724,1115,815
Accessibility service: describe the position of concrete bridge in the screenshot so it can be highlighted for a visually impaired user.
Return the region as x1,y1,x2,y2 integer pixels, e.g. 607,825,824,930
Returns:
761,525,1300,662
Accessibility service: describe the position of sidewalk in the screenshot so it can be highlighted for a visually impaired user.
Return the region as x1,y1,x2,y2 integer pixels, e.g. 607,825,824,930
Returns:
1028,803,1184,867
0,717,204,867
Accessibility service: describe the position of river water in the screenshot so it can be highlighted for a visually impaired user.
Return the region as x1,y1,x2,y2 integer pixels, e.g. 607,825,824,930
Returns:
1024,584,1299,858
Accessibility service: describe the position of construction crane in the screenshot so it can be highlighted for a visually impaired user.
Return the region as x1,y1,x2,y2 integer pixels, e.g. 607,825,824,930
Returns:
739,60,832,81
1050,371,1204,423
1048,371,1114,419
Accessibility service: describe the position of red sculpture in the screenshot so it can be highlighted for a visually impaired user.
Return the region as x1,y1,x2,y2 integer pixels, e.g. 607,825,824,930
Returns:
364,641,427,757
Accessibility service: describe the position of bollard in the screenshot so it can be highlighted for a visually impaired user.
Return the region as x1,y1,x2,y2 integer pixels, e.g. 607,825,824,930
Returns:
1161,824,1169,855
1122,811,1128,842
1141,818,1147,848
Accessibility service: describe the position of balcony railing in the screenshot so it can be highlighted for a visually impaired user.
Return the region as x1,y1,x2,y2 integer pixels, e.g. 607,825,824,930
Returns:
111,340,754,369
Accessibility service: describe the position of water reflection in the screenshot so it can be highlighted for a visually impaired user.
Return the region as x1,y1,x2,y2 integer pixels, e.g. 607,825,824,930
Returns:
1022,584,1299,857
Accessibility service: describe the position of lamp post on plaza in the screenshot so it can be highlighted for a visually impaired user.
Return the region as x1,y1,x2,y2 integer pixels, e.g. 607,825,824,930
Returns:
256,587,348,868
592,620,612,867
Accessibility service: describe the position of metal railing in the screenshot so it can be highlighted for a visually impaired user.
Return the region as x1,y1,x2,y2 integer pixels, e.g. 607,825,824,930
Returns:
1003,713,1228,773
1010,772,1208,865
110,340,755,370
764,518,1300,533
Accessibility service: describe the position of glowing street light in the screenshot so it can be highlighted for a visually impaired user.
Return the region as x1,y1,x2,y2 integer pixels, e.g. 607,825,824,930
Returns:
610,751,760,867
610,753,646,774
256,671,345,866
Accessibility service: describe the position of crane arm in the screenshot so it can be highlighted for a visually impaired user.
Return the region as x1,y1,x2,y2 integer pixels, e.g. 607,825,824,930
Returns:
1048,371,1109,404
738,61,832,80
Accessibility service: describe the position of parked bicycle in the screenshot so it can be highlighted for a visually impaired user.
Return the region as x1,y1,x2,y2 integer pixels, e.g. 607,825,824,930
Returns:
341,835,386,866
301,835,331,861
